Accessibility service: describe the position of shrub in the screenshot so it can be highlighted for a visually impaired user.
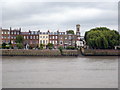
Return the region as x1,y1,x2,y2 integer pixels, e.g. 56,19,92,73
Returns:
6,45,10,49
66,46,76,50
16,43,24,49
2,42,7,49
38,44,44,50
58,46,63,54
46,43,54,50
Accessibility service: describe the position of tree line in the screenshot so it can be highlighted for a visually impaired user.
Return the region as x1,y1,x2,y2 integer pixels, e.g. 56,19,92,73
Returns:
84,27,120,49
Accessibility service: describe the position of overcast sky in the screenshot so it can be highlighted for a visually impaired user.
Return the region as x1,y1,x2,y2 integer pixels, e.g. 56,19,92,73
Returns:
1,0,119,36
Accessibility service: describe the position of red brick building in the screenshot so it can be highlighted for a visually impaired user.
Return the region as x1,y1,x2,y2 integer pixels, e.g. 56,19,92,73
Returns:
1,28,10,44
1,24,81,49
48,30,58,49
10,27,21,45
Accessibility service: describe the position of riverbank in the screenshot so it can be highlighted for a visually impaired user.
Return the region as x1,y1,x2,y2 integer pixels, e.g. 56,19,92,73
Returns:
1,49,78,56
1,49,120,56
81,48,120,56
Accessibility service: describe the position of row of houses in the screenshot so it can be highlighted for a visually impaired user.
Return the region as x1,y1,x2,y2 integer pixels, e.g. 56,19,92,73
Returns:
1,24,85,49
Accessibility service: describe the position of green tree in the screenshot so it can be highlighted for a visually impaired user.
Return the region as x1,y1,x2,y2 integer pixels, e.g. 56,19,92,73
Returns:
39,44,44,50
66,30,74,34
16,43,24,49
47,43,54,49
66,46,76,50
15,35,24,43
8,41,12,49
58,46,63,54
2,42,7,49
84,27,120,49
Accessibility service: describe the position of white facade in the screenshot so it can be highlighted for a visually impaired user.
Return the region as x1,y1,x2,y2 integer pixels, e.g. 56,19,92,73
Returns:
76,41,84,47
39,34,49,47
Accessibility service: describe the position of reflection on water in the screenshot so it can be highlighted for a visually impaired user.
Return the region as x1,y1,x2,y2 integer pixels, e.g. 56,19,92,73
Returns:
2,56,118,88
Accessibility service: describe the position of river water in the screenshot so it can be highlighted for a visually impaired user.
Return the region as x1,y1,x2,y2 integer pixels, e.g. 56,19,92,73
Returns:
2,56,118,88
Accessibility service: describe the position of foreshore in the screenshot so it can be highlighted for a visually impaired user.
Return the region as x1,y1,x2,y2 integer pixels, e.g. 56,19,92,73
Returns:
1,49,120,56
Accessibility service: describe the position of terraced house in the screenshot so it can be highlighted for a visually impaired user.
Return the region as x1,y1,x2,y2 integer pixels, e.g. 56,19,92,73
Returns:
39,32,49,48
48,30,58,49
1,24,82,49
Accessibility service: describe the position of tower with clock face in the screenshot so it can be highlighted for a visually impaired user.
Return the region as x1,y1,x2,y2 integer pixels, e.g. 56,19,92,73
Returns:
76,24,80,40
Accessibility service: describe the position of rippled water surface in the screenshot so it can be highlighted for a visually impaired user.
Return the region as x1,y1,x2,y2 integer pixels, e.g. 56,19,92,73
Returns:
2,56,118,88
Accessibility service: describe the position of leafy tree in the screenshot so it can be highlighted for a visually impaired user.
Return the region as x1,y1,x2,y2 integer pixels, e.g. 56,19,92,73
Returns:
16,43,24,49
84,27,120,49
15,35,24,43
47,43,54,49
66,30,74,34
2,42,7,49
8,41,12,49
58,46,63,54
6,45,10,49
39,44,44,50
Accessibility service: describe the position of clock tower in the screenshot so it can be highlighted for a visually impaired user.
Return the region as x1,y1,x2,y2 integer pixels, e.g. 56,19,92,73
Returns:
76,24,80,37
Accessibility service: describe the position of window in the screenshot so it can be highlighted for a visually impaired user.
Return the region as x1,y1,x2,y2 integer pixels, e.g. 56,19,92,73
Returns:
43,40,45,44
54,32,57,35
5,32,6,34
65,37,67,39
46,40,48,44
69,36,71,39
31,31,34,35
36,36,38,39
14,32,16,35
56,36,57,39
30,36,32,39
40,40,42,44
56,41,57,44
11,32,13,34
35,32,37,34
46,36,48,38
24,36,26,39
2,32,3,34
77,32,80,35
53,41,54,44
17,32,19,35
60,41,63,45
8,32,10,34
34,36,35,39
69,41,71,45
27,36,29,39
43,36,45,38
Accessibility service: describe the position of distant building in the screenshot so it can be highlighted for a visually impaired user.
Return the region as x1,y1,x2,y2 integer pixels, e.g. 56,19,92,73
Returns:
1,24,82,49
1,28,10,44
29,30,40,48
39,32,49,48
48,30,58,49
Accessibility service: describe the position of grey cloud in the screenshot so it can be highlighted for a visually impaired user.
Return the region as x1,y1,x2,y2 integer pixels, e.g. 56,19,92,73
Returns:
2,2,118,35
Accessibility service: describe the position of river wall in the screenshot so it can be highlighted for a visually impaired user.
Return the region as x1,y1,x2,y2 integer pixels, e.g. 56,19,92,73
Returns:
1,49,78,56
1,49,120,56
81,48,120,56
